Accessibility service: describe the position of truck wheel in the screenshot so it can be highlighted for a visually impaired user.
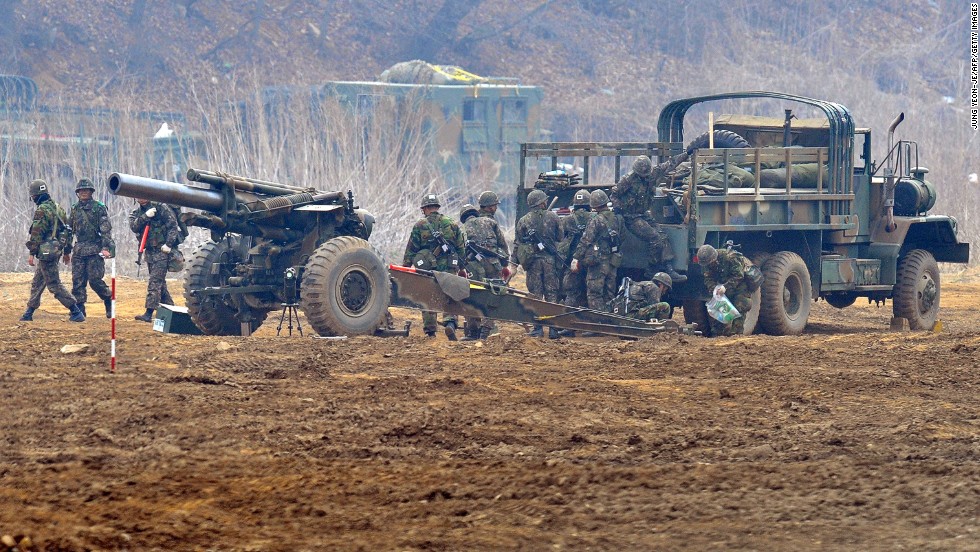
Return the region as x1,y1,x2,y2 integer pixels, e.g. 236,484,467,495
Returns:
301,236,390,336
685,130,750,153
184,240,267,335
759,251,811,335
893,249,940,330
682,299,712,337
824,293,857,309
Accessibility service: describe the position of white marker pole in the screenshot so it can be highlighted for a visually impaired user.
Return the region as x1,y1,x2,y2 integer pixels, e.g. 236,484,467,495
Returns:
110,258,116,373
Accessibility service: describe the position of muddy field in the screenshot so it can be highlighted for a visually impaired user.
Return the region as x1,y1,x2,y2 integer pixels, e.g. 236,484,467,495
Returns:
0,268,978,551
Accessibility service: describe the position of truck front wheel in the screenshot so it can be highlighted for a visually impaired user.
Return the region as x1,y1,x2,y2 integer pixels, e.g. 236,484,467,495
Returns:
759,251,811,335
893,249,940,330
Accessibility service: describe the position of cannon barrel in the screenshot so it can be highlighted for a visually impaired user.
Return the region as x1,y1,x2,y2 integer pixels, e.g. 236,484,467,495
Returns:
108,173,226,211
186,168,312,196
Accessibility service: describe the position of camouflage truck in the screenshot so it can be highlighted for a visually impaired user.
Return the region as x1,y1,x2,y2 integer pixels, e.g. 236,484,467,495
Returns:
517,91,970,336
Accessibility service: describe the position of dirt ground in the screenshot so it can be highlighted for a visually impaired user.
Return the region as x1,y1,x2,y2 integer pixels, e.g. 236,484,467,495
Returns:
0,268,978,551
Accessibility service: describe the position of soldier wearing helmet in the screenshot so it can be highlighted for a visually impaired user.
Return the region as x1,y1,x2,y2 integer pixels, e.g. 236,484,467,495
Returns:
614,272,673,322
609,154,688,284
68,178,115,318
459,197,511,341
403,192,466,339
556,189,594,327
21,179,86,323
129,196,181,322
571,189,624,317
512,188,562,338
697,243,755,336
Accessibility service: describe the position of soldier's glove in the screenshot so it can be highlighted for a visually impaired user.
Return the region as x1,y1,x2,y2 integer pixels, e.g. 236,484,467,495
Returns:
100,249,111,259
145,207,157,218
714,284,726,297
501,266,512,280
570,258,580,273
160,244,172,254
457,269,468,278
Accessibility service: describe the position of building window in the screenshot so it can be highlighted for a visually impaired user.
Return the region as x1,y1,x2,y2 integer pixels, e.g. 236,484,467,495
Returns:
463,99,486,122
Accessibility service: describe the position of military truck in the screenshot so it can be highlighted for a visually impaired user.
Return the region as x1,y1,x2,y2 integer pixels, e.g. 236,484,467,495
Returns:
517,91,970,335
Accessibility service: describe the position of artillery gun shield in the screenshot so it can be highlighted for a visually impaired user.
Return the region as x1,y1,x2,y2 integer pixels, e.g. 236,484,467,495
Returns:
300,236,390,336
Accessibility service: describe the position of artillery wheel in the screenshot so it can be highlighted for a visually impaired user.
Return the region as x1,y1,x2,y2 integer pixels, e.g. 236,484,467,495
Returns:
184,239,267,336
893,249,940,330
685,130,750,153
825,292,858,309
300,236,390,337
759,251,811,335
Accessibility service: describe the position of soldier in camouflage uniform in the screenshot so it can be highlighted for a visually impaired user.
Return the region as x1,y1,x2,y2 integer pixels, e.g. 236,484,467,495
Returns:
460,196,510,341
610,156,687,283
130,198,180,322
21,179,86,323
68,178,114,318
402,193,466,340
552,190,593,337
614,272,673,321
512,189,562,338
697,244,754,336
571,189,622,314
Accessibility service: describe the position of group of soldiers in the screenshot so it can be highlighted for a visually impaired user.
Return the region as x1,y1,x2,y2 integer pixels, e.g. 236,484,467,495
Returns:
20,178,183,324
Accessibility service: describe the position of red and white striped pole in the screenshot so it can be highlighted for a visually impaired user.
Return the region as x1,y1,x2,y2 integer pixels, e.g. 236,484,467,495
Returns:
110,258,116,373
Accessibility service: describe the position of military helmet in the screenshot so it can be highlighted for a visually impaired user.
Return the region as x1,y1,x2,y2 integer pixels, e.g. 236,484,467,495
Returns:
697,244,718,265
589,189,609,209
420,193,440,209
478,190,499,208
460,203,479,223
75,178,96,192
572,190,590,207
28,179,48,197
633,155,653,176
652,271,673,290
526,189,548,208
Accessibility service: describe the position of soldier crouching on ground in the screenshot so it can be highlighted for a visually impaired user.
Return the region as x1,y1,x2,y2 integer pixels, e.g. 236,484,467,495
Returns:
403,193,466,340
129,197,180,322
69,178,114,318
613,272,673,321
697,244,754,336
21,179,86,323
512,189,562,339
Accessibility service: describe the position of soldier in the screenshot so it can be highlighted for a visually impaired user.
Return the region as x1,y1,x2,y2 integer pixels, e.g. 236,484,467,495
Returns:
68,178,114,318
460,200,510,341
553,190,592,337
571,189,622,314
20,179,86,323
512,189,562,338
610,155,687,283
402,193,466,340
129,197,180,322
615,272,673,321
697,244,754,336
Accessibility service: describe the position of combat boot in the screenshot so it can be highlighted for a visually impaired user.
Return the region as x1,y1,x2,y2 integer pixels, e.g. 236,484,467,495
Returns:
664,263,687,284
424,331,437,338
460,321,479,341
135,308,154,322
19,308,35,322
444,320,458,341
528,324,544,338
478,327,492,340
77,303,86,318
548,326,560,340
68,304,86,323
104,297,113,318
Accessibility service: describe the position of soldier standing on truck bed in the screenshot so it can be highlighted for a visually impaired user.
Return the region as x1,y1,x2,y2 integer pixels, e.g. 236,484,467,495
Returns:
512,189,562,339
571,190,622,318
129,197,180,322
697,244,754,337
610,155,687,283
68,178,114,319
403,193,466,340
20,179,86,323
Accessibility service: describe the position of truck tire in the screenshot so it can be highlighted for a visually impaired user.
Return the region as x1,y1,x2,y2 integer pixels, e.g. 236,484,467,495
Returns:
301,236,390,336
685,130,750,154
184,240,267,335
759,251,811,335
893,249,940,330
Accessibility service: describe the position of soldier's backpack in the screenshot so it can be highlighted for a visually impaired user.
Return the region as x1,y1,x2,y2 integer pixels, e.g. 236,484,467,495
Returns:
168,204,189,244
37,208,71,262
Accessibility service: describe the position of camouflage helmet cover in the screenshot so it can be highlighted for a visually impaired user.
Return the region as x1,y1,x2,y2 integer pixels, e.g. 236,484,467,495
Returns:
526,189,548,208
697,244,718,265
477,190,499,208
28,179,48,197
633,155,653,176
652,271,673,290
460,203,479,222
572,190,590,206
75,178,96,192
420,193,441,209
589,189,609,209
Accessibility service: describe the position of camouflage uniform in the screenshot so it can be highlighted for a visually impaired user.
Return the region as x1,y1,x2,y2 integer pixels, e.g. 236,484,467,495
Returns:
462,207,510,336
609,158,678,273
513,208,562,303
402,210,466,334
621,280,671,321
702,249,754,336
25,198,78,312
574,208,623,311
69,197,114,309
130,202,180,311
558,208,592,307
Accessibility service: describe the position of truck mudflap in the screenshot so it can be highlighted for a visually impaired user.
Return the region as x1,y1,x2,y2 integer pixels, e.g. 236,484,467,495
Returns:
389,265,700,338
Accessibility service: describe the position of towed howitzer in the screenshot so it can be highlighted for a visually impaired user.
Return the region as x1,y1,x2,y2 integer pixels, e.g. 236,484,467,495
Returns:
108,169,390,338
